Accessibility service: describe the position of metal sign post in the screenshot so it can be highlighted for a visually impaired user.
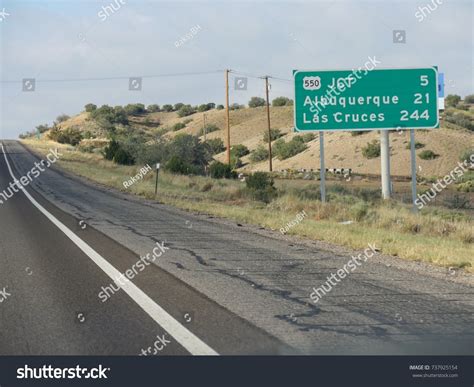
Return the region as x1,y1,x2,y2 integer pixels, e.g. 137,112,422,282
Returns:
380,130,392,199
155,163,160,198
319,132,326,202
410,129,418,212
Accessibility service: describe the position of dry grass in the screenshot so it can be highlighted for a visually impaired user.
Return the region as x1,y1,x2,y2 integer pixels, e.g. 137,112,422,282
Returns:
22,138,474,273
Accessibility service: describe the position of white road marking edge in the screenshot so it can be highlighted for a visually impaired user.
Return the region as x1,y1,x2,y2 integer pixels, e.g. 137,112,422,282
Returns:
1,143,218,356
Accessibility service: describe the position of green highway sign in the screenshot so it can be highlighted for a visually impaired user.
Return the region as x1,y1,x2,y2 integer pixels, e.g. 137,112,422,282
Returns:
293,67,439,131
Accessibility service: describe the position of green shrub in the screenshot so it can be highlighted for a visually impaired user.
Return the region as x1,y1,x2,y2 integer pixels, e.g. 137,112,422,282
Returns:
102,139,135,165
197,103,215,112
263,128,282,143
459,149,474,163
103,140,120,160
445,94,461,108
362,140,381,159
418,150,438,160
85,103,97,112
248,97,266,108
49,127,83,146
162,104,174,112
174,103,185,111
457,181,474,193
464,95,474,104
124,103,146,116
350,202,369,221
444,111,474,131
273,137,308,160
177,105,196,117
165,156,201,175
272,97,292,107
406,141,425,149
113,148,135,165
230,154,243,169
216,104,224,110
205,138,225,155
250,145,269,162
199,124,220,136
55,114,70,123
231,144,249,157
36,124,50,134
245,172,277,203
302,133,315,142
90,105,129,126
147,104,161,112
209,161,237,179
229,103,244,110
172,122,186,131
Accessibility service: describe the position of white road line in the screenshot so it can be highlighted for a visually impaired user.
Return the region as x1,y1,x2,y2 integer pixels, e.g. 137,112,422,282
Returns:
1,143,218,356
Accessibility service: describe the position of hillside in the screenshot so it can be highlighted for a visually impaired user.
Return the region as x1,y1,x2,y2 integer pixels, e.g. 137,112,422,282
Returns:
39,103,474,179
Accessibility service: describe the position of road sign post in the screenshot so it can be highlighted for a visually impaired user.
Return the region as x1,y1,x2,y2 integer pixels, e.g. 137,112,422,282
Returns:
380,130,391,199
293,67,438,201
410,129,418,213
319,132,326,202
155,163,160,198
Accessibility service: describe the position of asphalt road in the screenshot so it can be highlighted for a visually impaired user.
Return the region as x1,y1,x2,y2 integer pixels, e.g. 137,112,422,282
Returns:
0,140,472,355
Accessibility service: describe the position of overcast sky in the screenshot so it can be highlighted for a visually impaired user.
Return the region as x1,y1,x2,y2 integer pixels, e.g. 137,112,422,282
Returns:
1,0,472,139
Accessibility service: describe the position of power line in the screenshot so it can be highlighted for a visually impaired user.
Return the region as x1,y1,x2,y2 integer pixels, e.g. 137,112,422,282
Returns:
230,70,292,83
0,70,225,84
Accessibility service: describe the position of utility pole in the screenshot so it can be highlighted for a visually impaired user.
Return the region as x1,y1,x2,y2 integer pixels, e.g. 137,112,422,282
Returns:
264,76,273,172
380,130,392,199
225,69,231,165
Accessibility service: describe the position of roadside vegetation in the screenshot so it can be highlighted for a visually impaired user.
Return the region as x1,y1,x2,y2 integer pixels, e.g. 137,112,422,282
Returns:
18,96,474,273
20,138,474,272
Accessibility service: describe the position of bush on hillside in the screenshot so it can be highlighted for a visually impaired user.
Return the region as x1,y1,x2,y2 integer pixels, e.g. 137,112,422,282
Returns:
231,144,249,157
205,138,225,155
249,145,269,162
272,136,308,160
445,94,461,108
362,140,381,159
177,105,196,117
162,104,174,112
464,95,474,104
56,114,70,123
272,97,292,107
85,103,97,113
172,122,186,131
199,124,220,136
459,148,474,163
229,103,244,110
147,104,161,112
406,141,425,149
124,103,146,116
263,128,283,143
248,97,266,108
418,150,438,160
209,161,237,179
49,126,83,146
